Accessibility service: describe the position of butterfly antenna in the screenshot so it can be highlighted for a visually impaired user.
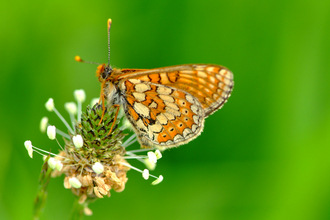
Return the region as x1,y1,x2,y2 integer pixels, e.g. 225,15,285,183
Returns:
74,56,101,65
107,18,112,66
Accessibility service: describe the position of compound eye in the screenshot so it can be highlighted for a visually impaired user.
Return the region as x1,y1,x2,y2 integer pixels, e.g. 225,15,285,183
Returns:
101,71,108,79
101,67,112,79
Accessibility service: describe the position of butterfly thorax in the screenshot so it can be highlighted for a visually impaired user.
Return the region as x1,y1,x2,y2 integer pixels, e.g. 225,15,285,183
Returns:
96,64,123,105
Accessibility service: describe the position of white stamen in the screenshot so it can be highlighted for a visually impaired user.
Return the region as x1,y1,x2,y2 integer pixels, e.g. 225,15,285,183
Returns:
123,138,137,148
40,117,48,133
52,107,75,134
72,135,83,148
120,162,145,174
128,149,150,153
148,151,157,164
55,128,71,140
24,140,32,150
45,98,54,112
122,133,137,147
47,125,56,140
123,156,148,159
65,102,77,131
121,118,133,131
32,146,65,158
119,162,161,182
144,158,156,170
64,102,78,130
55,161,63,171
151,175,163,185
92,162,104,174
90,98,99,107
84,207,93,216
64,102,77,115
125,151,148,165
74,89,85,123
74,89,86,103
48,157,57,169
24,140,33,158
155,150,162,159
69,177,82,188
142,169,149,180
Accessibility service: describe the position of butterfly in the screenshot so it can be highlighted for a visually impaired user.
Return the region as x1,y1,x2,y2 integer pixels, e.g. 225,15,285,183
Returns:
76,19,234,150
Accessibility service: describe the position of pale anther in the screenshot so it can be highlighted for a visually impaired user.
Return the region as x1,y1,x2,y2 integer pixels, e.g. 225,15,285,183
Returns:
72,135,84,148
24,140,33,158
144,158,156,170
92,162,104,174
48,157,57,169
151,175,164,185
148,151,157,164
155,150,162,159
45,98,54,112
40,117,48,133
90,98,99,107
142,169,149,180
55,161,63,171
69,177,82,188
74,89,86,103
47,125,56,140
64,102,77,115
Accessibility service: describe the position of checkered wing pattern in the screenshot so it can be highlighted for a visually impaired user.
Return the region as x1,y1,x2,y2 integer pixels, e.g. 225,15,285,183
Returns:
118,64,234,117
119,78,204,148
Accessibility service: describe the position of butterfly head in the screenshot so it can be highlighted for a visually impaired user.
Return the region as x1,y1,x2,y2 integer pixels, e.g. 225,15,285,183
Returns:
96,64,113,82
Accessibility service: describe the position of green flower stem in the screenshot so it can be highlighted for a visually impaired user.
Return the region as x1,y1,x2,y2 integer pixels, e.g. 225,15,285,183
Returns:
33,156,52,220
69,199,85,220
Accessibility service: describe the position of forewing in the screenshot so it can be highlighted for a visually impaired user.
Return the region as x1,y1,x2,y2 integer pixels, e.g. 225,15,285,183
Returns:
117,64,234,117
119,79,204,149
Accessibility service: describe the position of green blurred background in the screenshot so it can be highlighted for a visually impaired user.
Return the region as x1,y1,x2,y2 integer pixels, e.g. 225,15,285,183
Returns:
1,0,330,219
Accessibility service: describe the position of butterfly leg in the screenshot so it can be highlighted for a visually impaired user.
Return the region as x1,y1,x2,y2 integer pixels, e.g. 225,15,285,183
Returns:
107,104,120,135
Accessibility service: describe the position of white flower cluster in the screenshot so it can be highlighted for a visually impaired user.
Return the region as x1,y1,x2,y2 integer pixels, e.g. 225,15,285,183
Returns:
25,89,164,187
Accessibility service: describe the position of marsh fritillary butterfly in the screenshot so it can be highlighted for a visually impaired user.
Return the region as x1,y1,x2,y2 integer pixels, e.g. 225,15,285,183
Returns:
76,19,234,149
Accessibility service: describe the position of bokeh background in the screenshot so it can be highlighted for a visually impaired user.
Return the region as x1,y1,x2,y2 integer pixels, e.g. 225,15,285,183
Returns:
1,0,330,219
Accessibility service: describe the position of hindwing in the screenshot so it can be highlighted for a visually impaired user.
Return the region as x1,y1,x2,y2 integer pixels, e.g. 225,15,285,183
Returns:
119,78,205,148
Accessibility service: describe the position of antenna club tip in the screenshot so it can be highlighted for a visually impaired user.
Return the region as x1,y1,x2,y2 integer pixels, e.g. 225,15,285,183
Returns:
75,56,82,62
107,18,112,28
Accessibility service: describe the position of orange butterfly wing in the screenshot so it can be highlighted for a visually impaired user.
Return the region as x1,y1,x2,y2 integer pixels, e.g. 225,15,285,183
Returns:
119,78,204,148
117,64,234,117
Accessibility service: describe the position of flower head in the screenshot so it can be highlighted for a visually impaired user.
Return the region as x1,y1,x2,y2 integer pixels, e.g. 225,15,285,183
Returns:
28,90,164,217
